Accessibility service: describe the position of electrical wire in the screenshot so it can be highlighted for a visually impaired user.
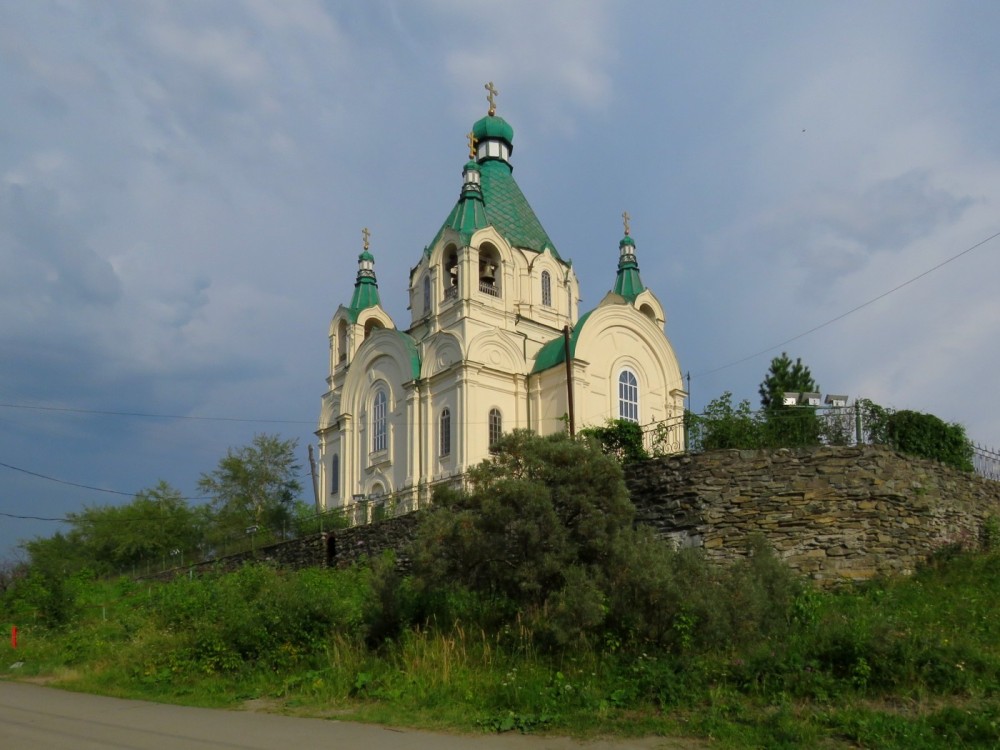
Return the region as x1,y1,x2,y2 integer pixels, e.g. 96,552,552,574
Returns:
0,460,211,501
694,228,1000,378
0,402,314,425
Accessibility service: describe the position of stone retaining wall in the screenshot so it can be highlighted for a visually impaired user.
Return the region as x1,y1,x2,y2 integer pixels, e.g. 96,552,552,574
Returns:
626,445,1000,583
149,446,1000,585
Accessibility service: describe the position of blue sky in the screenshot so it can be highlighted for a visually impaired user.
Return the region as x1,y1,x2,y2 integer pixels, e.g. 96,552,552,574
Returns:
3,1,999,560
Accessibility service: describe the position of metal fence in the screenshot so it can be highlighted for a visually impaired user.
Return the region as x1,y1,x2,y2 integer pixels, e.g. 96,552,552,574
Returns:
974,443,1000,481
643,404,1000,483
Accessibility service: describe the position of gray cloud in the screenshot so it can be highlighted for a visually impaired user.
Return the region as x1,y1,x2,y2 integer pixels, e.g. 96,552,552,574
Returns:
1,181,122,306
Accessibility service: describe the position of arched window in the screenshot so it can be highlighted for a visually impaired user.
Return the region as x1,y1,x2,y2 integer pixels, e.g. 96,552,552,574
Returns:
444,247,459,300
439,408,451,456
541,270,552,306
478,244,501,298
337,320,348,362
488,408,503,449
364,318,383,340
372,389,387,452
330,453,339,496
423,274,431,314
618,370,639,423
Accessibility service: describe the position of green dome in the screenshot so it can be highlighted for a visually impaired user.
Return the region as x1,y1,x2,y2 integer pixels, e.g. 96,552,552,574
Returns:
358,249,374,262
619,235,635,248
472,114,514,144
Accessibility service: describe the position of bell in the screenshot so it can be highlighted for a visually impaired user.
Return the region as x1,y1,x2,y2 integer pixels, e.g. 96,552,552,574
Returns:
480,263,496,283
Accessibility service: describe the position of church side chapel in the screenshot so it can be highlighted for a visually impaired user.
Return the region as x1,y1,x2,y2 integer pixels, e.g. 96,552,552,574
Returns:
317,84,686,515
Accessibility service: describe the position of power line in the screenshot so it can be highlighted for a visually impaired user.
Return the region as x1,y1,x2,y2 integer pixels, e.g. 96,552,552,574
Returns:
0,402,314,425
0,460,211,501
695,228,1000,378
0,511,71,523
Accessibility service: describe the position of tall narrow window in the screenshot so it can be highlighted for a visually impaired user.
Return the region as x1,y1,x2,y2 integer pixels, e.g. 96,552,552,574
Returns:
372,389,387,452
330,454,339,496
423,274,431,314
618,370,639,423
337,320,348,362
488,408,503,449
439,408,451,456
541,270,552,306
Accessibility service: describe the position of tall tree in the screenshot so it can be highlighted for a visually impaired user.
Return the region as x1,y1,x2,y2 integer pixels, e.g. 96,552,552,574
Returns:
67,481,204,571
759,352,822,446
198,433,302,541
758,352,819,409
412,430,634,611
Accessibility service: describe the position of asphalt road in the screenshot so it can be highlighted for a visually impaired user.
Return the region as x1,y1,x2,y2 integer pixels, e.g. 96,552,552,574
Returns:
0,681,697,749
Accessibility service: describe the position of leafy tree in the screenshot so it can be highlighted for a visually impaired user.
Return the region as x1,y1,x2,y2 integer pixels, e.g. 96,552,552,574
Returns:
411,430,634,618
759,353,822,446
686,391,764,452
579,418,649,462
198,433,302,542
14,532,89,626
66,481,204,572
759,352,819,409
887,410,974,472
856,399,974,472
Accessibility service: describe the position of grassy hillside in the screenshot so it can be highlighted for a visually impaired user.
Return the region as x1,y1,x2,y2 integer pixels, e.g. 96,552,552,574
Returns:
3,545,1000,748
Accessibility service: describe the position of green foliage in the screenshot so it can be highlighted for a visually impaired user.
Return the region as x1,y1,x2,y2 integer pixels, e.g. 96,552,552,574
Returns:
6,547,1000,747
143,564,368,674
578,418,648,463
759,351,819,409
686,391,764,451
410,430,805,654
67,481,204,573
858,399,974,472
887,409,974,472
411,430,634,627
198,433,303,544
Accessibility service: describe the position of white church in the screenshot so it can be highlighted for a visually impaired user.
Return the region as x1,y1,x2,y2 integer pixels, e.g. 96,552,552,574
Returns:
316,87,686,514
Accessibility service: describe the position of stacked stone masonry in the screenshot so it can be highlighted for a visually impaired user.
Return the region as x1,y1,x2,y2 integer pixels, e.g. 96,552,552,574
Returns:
626,445,1000,583
148,446,1000,585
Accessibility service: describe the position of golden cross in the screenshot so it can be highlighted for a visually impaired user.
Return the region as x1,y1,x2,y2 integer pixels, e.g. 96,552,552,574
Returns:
467,131,477,159
362,227,370,251
622,211,631,236
485,81,498,116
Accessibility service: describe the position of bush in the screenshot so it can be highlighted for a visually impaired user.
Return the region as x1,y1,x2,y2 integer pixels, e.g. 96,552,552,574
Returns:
887,410,974,472
579,419,648,463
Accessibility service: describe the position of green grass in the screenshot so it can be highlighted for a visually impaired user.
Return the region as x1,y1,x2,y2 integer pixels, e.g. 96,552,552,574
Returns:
4,550,1000,748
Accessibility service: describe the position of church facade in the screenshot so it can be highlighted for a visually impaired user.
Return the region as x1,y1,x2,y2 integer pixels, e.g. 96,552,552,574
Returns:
316,91,686,514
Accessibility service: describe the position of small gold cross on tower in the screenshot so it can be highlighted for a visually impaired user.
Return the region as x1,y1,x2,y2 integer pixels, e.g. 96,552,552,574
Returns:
485,81,498,116
467,131,477,159
362,227,371,251
622,210,631,236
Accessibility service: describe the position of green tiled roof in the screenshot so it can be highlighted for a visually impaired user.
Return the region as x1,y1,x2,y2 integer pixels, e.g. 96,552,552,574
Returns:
426,159,561,260
347,251,381,321
481,159,560,258
440,180,488,246
531,310,594,374
612,235,645,303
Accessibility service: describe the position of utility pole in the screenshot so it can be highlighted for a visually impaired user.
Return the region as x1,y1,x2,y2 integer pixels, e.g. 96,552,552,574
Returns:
563,325,575,437
307,444,320,510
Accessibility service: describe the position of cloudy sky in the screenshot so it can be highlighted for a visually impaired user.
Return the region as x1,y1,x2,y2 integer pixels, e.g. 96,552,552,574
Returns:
3,0,999,559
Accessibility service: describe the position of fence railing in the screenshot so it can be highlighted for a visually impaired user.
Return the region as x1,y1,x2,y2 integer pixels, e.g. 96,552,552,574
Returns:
974,443,1000,481
645,404,999,483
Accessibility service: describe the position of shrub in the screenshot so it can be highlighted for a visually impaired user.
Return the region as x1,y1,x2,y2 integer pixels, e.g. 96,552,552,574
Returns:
579,419,648,463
